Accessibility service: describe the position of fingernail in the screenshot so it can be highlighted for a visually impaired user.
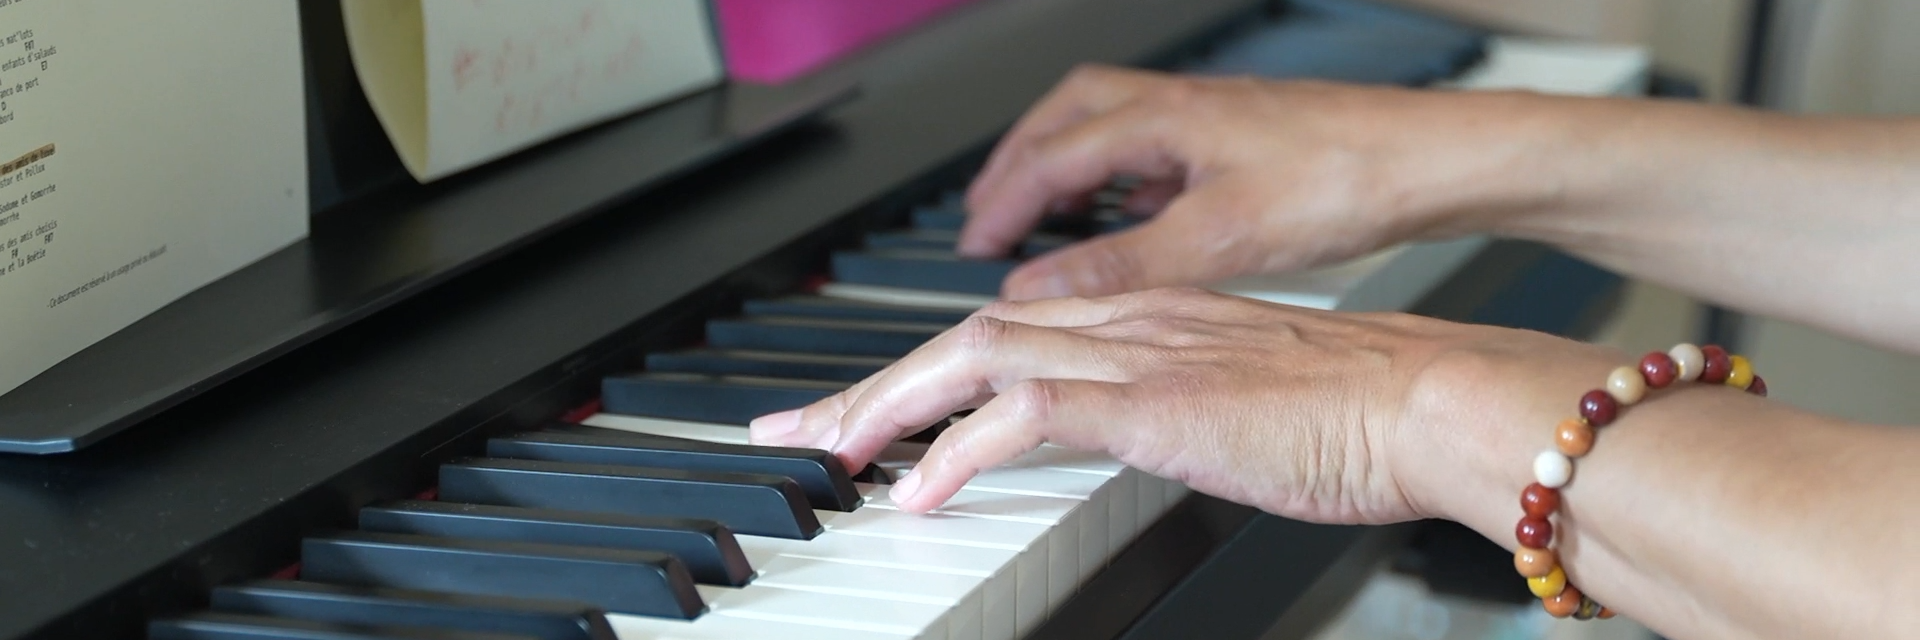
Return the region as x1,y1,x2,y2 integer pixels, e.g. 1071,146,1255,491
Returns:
888,469,922,504
748,409,803,439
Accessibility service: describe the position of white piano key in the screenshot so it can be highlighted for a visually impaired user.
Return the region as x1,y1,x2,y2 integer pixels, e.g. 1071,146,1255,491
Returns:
864,486,1086,636
732,530,1008,640
818,282,993,311
874,441,1114,605
609,611,909,640
580,414,750,444
696,584,951,639
821,493,1049,640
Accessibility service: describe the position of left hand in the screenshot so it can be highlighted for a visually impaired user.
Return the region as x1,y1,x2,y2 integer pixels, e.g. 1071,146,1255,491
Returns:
747,287,1597,524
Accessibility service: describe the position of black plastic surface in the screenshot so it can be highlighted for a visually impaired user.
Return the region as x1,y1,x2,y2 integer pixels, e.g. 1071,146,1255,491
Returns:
831,249,1021,296
489,430,862,512
300,531,703,619
149,612,536,640
357,501,753,586
706,316,949,358
438,458,822,540
601,372,848,425
646,348,893,382
208,580,616,640
740,295,975,325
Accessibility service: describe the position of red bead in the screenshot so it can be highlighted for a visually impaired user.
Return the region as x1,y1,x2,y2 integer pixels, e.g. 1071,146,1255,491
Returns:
1579,390,1618,427
1700,345,1732,383
1638,352,1677,388
1516,516,1553,548
1521,483,1561,519
1748,375,1768,397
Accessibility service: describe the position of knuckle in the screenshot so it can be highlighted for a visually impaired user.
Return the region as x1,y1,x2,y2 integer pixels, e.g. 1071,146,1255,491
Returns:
1006,379,1066,427
954,315,1014,355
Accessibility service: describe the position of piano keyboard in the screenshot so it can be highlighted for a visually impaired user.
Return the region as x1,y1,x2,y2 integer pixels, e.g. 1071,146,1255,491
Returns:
144,181,1195,640
141,15,1654,640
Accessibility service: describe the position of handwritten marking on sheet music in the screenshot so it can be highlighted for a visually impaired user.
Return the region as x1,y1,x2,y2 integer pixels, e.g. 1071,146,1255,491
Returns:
440,0,649,134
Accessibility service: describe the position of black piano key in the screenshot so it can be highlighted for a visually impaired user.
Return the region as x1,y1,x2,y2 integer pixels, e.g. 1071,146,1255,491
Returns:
207,579,615,640
601,372,845,425
909,205,965,230
1093,208,1146,234
438,457,821,540
831,249,1018,296
149,611,539,640
864,229,1075,257
741,295,973,325
358,500,753,586
489,430,861,512
645,348,888,382
300,531,703,620
546,423,899,484
911,205,1096,235
706,316,947,358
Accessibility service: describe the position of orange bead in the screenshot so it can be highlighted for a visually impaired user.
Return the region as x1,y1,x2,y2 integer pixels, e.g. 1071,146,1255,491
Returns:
1556,418,1594,457
1598,606,1616,619
1514,546,1556,578
1543,584,1582,617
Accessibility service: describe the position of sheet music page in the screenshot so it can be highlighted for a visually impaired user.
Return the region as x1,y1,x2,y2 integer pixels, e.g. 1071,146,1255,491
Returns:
342,0,726,182
0,0,307,397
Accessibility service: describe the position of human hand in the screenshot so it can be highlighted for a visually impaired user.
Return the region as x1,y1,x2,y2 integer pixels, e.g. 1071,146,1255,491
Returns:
747,287,1621,524
961,64,1564,300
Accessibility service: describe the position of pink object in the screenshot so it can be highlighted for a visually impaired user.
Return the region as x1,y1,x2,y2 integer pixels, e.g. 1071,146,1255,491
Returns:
714,0,982,83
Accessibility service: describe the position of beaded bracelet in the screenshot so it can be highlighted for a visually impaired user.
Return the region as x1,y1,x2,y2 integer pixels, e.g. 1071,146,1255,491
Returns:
1515,343,1767,620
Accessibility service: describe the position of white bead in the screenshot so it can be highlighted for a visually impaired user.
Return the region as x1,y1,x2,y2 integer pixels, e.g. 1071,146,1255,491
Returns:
1606,365,1647,404
1534,450,1573,488
1670,343,1704,381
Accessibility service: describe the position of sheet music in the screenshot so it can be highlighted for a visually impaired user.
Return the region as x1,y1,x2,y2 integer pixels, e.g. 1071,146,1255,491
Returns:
342,0,726,182
0,0,307,397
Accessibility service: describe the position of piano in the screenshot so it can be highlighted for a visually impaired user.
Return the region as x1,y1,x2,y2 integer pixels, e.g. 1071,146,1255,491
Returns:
0,0,1662,638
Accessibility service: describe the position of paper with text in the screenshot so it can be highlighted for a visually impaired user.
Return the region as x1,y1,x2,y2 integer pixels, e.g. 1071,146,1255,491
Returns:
0,0,307,398
342,0,726,182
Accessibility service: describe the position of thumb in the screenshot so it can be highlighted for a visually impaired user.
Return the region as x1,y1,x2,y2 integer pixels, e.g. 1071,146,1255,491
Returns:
1000,189,1248,299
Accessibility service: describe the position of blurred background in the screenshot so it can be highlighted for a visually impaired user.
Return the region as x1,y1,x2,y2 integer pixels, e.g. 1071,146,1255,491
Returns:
1312,2,1918,638
1405,0,1920,428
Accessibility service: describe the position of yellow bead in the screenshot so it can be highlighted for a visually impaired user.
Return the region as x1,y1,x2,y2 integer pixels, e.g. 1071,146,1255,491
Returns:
1528,566,1567,598
1727,355,1754,389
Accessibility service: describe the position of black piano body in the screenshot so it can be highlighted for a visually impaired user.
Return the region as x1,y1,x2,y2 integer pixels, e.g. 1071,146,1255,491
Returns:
0,0,1635,638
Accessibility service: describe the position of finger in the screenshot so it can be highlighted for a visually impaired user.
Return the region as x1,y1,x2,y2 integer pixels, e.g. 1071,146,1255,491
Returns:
970,65,1169,210
748,295,1120,450
961,101,1187,258
968,296,1127,328
1001,186,1253,299
824,317,1143,473
886,379,1135,513
1121,177,1184,215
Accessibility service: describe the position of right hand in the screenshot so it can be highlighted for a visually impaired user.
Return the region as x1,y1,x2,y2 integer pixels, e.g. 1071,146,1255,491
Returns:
961,64,1565,300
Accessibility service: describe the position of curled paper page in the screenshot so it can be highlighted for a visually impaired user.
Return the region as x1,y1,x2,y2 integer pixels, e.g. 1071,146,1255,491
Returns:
342,0,726,182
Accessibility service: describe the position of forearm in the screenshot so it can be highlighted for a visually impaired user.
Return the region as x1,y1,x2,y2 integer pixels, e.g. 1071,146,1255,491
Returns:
1436,94,1920,352
1401,348,1920,639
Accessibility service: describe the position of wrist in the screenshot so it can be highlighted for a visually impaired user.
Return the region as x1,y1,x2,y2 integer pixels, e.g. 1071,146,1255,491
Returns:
1387,332,1624,532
